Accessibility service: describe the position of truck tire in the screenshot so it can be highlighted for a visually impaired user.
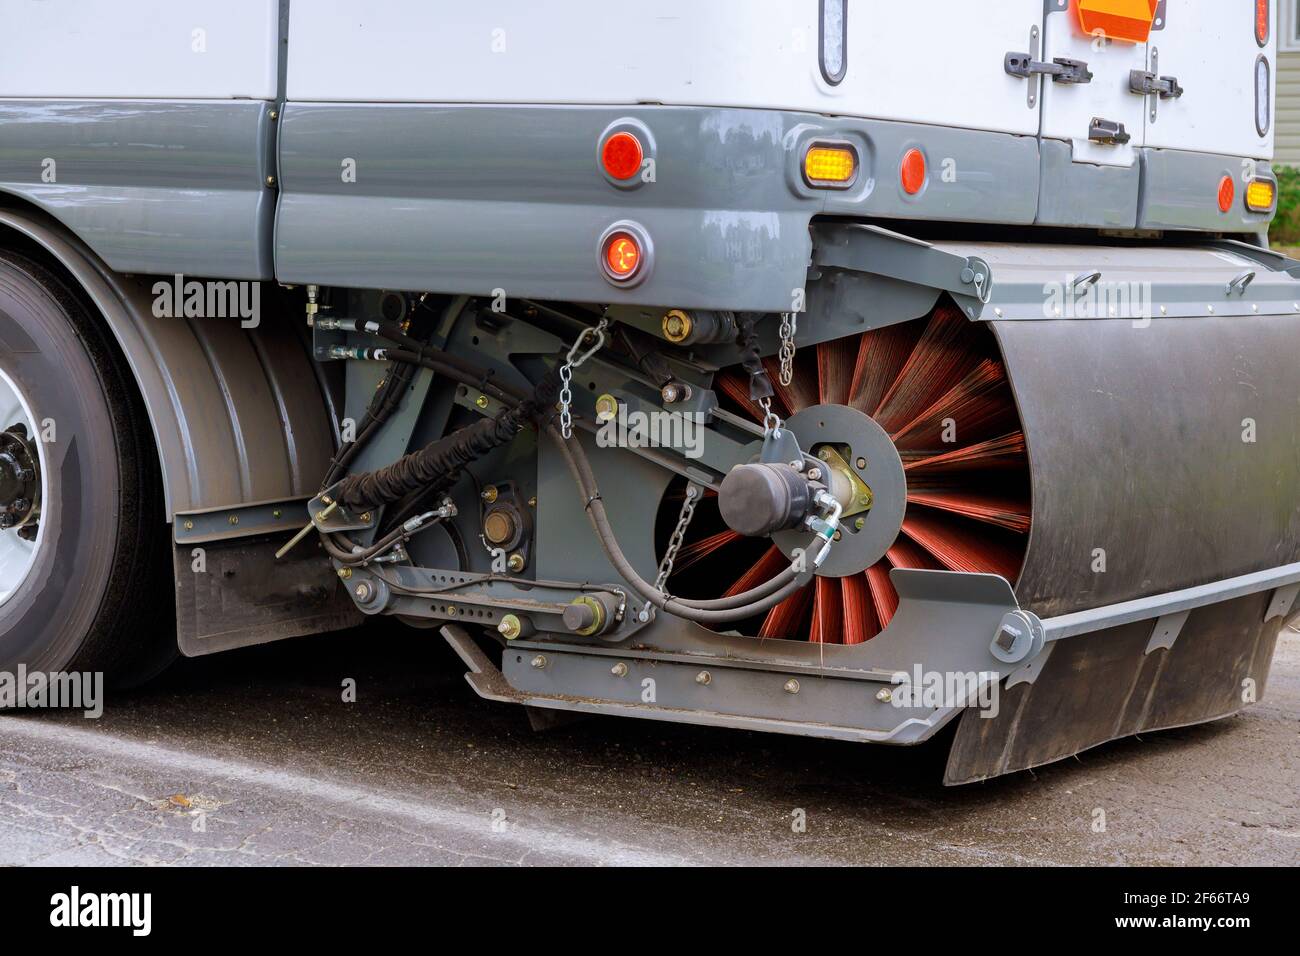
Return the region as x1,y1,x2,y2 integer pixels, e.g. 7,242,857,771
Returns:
0,250,175,687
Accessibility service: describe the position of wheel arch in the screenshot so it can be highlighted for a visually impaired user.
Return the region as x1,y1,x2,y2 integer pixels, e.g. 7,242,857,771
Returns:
0,205,334,520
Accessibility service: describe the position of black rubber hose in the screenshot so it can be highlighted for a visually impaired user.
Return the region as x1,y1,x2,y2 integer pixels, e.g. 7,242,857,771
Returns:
548,424,809,624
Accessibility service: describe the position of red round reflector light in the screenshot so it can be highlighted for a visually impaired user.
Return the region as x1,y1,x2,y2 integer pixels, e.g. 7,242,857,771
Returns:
603,232,642,280
601,132,644,181
1218,175,1236,213
901,148,927,195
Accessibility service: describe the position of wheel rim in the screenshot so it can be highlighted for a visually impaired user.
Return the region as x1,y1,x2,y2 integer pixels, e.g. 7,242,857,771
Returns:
0,367,45,607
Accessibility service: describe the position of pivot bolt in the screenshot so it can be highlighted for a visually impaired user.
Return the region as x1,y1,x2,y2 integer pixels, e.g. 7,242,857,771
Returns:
354,582,373,602
498,614,522,640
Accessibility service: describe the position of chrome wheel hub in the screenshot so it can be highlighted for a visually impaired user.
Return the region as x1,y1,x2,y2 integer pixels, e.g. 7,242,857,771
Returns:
0,368,45,606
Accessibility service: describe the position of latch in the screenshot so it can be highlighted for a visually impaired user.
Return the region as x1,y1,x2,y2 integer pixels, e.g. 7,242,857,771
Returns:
1129,69,1183,99
1005,53,1093,85
1088,117,1131,146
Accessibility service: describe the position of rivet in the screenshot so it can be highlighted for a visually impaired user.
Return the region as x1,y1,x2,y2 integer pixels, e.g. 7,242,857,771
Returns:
265,175,277,187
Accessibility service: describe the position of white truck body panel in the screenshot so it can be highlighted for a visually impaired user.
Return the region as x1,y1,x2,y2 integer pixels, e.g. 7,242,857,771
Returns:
286,0,1045,136
1140,0,1275,158
0,0,279,99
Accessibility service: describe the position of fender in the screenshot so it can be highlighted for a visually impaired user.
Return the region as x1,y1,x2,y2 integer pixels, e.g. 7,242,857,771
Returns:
0,207,355,653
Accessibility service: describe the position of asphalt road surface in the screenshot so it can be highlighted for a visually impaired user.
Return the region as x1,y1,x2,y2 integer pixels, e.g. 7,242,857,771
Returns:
1,623,1297,866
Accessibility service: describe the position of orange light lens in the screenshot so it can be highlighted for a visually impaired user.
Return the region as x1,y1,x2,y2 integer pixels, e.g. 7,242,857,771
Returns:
604,233,641,278
601,132,643,180
803,145,857,186
1246,179,1276,212
901,148,927,195
1077,0,1159,44
1218,176,1236,213
1257,0,1270,46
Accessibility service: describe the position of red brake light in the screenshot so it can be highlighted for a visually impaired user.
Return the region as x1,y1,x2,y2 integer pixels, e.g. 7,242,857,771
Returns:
1257,0,1270,46
601,132,643,181
901,149,927,195
603,232,642,279
1218,176,1236,213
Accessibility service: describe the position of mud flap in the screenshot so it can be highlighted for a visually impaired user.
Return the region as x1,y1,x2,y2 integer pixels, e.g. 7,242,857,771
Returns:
944,592,1286,785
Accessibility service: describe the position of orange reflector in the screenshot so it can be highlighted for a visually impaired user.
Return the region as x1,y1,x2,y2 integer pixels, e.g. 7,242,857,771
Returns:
1077,0,1159,43
603,232,641,279
1257,0,1271,47
1246,179,1276,212
900,148,927,195
601,131,643,181
803,144,858,187
1218,176,1236,214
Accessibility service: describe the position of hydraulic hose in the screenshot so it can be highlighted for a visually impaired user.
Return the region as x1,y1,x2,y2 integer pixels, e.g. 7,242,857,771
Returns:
547,423,813,624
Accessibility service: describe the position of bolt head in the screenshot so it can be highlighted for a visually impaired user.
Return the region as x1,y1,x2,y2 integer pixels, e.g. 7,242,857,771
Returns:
784,679,801,695
531,655,547,669
337,567,352,580
498,614,522,640
807,467,822,481
855,457,867,470
610,662,629,677
695,670,712,685
594,394,619,422
507,553,525,572
354,582,372,601
481,485,499,504
853,517,865,531
475,395,489,409
876,688,893,703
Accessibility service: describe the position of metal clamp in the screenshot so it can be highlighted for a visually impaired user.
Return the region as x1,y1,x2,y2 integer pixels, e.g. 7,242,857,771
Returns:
1129,69,1184,99
1005,53,1093,85
1088,117,1131,146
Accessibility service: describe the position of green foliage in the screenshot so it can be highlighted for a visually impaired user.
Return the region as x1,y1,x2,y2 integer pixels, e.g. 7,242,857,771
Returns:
1268,164,1300,246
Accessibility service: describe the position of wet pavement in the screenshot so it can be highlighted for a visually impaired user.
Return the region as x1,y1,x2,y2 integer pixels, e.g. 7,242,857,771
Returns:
1,622,1297,866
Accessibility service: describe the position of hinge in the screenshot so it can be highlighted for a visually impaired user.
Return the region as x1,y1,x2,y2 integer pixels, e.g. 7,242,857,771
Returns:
1129,69,1183,99
1006,25,1092,109
1005,53,1093,85
1088,117,1131,146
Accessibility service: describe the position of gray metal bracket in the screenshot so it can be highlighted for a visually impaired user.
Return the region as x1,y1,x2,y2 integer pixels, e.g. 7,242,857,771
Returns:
174,496,311,545
1145,609,1189,654
1265,582,1300,623
812,223,992,317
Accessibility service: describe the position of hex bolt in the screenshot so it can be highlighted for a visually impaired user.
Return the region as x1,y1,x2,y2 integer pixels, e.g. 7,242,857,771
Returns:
610,662,629,678
531,655,547,669
359,512,372,523
527,496,537,507
784,678,801,695
854,517,866,532
475,394,489,409
507,553,525,572
481,485,498,504
876,688,893,703
498,614,522,640
228,514,239,526
337,567,352,580
354,582,372,602
695,670,712,686
183,520,194,531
